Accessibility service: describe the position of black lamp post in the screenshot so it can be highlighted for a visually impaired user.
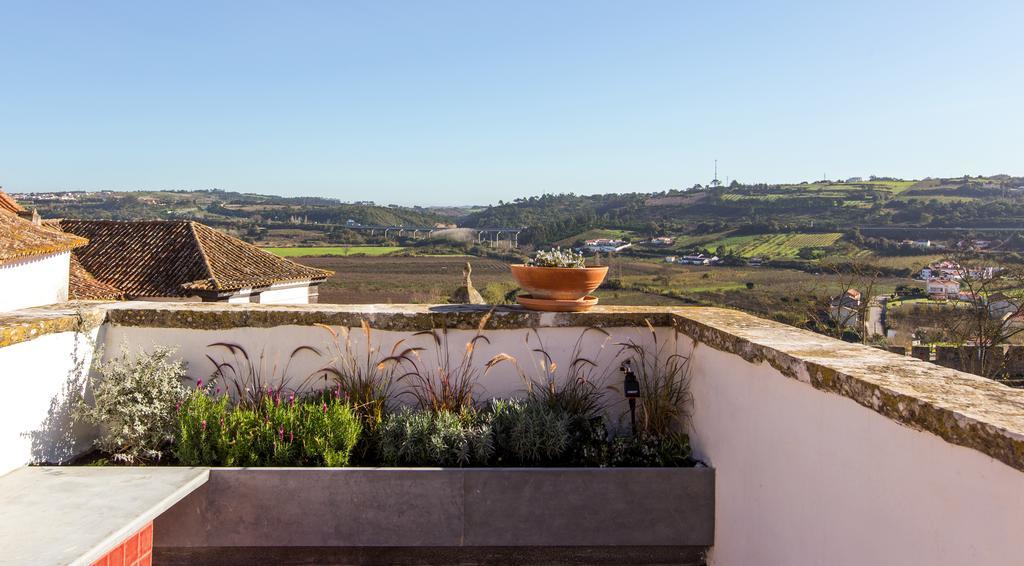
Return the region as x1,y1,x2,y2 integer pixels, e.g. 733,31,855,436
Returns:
621,361,641,434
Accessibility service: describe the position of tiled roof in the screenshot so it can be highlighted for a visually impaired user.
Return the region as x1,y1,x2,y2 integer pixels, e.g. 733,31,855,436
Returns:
0,210,87,266
69,256,124,301
59,220,333,298
0,190,26,215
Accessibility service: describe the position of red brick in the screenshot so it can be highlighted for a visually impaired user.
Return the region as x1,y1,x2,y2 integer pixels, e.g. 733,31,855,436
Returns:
107,542,125,566
123,533,139,564
138,523,153,553
138,551,152,566
90,556,108,566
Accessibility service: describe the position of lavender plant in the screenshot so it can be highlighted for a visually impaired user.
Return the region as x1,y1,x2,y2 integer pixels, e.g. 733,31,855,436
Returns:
489,398,571,465
176,386,361,467
485,328,615,465
374,407,493,467
174,384,231,465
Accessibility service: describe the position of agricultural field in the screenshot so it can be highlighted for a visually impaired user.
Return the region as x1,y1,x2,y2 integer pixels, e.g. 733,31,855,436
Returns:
820,253,943,272
718,180,917,203
719,193,785,201
265,246,406,257
288,255,914,331
294,256,514,304
701,232,843,259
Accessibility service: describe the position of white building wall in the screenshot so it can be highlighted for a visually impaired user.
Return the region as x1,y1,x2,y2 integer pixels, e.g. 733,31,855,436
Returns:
0,251,71,312
227,288,254,304
0,328,100,475
98,324,665,413
685,338,1024,566
256,280,312,305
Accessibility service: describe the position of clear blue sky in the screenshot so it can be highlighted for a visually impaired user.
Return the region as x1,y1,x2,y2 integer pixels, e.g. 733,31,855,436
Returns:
1,1,1021,205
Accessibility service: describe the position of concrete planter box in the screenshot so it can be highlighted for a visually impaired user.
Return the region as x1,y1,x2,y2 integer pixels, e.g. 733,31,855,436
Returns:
155,467,714,564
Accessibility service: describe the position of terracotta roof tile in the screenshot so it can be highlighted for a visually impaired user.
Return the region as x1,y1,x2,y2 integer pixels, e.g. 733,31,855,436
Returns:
59,220,333,298
69,256,124,301
0,211,87,266
0,190,26,215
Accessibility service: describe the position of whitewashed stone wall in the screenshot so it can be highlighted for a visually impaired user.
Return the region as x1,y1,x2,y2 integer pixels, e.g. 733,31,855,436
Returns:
0,251,70,312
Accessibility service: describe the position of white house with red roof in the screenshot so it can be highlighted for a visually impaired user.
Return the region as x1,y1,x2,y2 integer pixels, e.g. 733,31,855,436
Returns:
0,190,86,312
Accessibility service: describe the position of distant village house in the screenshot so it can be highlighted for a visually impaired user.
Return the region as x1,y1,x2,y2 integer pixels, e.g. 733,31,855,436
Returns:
677,253,720,266
583,238,631,253
0,193,86,311
829,289,862,328
926,279,960,300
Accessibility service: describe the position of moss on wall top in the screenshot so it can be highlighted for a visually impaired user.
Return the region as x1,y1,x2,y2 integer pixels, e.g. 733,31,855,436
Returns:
0,302,106,348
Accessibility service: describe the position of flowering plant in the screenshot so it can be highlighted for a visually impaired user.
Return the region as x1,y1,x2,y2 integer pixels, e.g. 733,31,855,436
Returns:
526,247,586,268
76,346,189,463
175,385,361,466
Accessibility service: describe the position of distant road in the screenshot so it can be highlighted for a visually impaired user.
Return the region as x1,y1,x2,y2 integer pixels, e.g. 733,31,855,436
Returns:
865,295,887,338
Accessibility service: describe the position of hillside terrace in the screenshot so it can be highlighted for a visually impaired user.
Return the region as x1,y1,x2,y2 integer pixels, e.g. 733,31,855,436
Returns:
1,301,1023,565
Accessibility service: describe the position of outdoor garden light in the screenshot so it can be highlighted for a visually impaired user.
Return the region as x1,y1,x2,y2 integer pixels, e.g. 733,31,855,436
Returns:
621,361,640,433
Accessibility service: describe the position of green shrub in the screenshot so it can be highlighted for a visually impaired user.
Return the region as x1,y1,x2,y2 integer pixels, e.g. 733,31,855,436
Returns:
297,396,363,467
175,389,361,467
375,408,493,466
77,347,189,463
175,387,231,466
490,399,570,465
608,432,692,467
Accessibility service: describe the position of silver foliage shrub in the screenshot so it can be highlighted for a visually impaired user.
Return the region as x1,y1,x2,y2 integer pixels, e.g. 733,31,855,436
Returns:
78,347,189,463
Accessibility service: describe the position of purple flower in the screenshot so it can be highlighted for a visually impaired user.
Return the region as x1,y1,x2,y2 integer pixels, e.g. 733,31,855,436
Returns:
196,379,203,389
278,426,284,441
322,402,328,414
201,420,207,430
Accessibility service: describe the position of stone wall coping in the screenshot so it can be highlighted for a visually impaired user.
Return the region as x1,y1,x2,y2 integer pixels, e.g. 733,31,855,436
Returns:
3,301,1023,473
100,301,680,330
0,301,107,348
674,307,1024,473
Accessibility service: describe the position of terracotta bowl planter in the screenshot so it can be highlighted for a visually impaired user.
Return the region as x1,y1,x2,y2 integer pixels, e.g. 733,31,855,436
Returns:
510,264,609,301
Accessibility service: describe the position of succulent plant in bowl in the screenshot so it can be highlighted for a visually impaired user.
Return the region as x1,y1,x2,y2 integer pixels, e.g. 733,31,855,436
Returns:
511,247,608,308
526,247,586,269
